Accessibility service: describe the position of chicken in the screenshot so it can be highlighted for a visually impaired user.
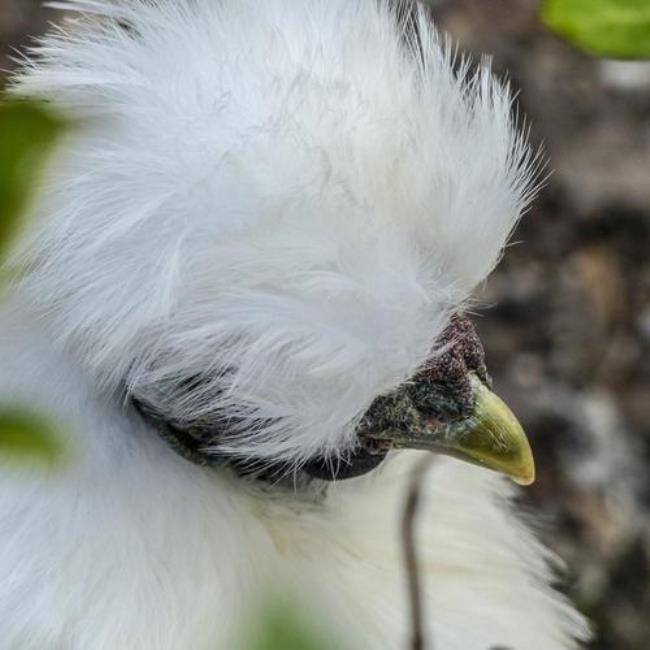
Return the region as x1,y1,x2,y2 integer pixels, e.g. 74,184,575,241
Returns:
0,1,589,648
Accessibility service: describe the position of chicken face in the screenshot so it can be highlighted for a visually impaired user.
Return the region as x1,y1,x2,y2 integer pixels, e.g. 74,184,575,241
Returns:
134,314,534,484
356,315,534,485
12,1,538,477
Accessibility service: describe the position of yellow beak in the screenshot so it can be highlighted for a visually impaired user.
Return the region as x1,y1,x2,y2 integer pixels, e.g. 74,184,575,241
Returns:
363,374,535,486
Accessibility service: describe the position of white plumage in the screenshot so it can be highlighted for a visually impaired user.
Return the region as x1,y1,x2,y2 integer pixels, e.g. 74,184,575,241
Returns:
0,1,589,648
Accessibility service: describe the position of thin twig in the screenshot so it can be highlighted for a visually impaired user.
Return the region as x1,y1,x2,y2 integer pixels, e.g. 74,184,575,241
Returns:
402,454,436,650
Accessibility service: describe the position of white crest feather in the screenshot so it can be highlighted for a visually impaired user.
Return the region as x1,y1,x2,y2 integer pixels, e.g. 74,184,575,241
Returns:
12,0,537,465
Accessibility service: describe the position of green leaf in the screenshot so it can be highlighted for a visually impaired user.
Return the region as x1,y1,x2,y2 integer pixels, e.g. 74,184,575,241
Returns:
0,407,66,467
245,607,342,650
0,99,67,259
541,0,650,59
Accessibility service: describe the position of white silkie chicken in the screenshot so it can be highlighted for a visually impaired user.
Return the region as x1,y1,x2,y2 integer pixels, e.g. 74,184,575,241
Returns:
0,1,590,649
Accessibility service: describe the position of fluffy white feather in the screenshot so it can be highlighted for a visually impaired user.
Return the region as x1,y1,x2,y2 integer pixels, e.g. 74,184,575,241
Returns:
12,0,536,465
0,1,588,648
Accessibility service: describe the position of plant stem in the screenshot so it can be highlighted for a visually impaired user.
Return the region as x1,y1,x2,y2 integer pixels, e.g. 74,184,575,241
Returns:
402,455,436,650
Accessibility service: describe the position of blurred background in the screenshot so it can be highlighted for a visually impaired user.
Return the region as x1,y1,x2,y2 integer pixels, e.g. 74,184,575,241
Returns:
2,1,649,648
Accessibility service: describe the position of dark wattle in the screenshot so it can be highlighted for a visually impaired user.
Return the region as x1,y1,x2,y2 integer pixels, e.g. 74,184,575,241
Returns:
301,446,388,481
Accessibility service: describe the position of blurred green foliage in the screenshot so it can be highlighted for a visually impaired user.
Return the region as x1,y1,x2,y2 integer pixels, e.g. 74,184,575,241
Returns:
245,606,343,650
0,98,67,465
0,407,66,468
541,0,650,58
0,99,66,259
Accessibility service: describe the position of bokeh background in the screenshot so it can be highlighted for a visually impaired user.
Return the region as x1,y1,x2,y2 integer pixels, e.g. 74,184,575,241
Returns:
2,1,649,648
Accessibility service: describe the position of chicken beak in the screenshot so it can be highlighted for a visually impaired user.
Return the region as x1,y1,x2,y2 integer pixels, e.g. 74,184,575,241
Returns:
431,375,535,485
364,375,535,486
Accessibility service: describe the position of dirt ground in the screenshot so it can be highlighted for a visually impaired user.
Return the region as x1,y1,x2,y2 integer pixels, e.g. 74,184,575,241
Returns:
432,3,650,649
2,2,649,649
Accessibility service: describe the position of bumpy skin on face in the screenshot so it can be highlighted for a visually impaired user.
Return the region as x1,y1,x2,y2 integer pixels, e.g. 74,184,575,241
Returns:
0,2,589,649
397,315,489,421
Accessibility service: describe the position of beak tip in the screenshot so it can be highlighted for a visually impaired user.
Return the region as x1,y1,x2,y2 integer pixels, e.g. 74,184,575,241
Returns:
511,464,536,486
468,376,537,488
505,436,536,486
